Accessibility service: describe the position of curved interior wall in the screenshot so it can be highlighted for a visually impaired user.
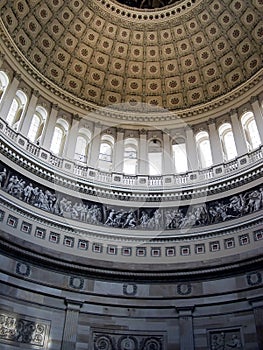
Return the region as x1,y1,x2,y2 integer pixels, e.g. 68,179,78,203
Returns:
0,2,263,348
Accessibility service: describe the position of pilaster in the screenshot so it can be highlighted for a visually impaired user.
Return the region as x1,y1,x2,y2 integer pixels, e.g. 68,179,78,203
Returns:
113,128,124,172
19,90,39,135
176,306,195,350
229,109,247,156
61,299,83,350
138,129,148,174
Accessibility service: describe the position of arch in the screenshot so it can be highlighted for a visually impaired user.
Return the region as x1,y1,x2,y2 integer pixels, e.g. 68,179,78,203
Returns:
6,90,27,128
148,138,162,175
98,134,115,172
0,71,9,103
218,123,237,161
74,128,91,162
195,131,213,168
241,111,261,151
172,137,188,173
27,106,48,143
123,137,138,175
50,118,69,155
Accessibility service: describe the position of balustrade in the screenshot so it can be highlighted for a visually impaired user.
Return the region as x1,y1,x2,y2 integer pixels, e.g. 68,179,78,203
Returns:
0,118,263,191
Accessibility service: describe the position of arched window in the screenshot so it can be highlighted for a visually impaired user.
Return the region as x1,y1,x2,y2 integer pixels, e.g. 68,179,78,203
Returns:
196,131,213,168
172,138,188,173
98,134,114,172
6,90,27,128
218,123,237,161
148,139,162,175
241,111,261,151
123,138,138,175
0,71,9,103
74,128,91,162
27,106,47,143
50,118,69,155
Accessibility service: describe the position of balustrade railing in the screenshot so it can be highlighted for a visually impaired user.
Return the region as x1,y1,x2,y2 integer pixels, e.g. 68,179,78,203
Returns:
0,118,262,190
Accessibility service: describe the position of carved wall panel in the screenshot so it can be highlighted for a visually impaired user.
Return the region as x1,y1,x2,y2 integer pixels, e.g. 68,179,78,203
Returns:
93,330,165,350
0,311,50,348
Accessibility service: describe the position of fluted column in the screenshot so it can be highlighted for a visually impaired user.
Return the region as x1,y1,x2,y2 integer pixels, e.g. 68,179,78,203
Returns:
207,119,224,165
88,122,102,168
138,129,148,174
64,114,81,159
41,104,59,149
230,109,247,156
185,127,199,170
250,96,263,142
19,90,39,135
0,73,20,120
176,307,195,350
163,130,173,174
113,128,124,172
61,299,83,350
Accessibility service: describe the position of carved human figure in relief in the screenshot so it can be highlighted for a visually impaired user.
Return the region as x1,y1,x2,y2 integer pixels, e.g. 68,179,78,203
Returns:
0,168,7,187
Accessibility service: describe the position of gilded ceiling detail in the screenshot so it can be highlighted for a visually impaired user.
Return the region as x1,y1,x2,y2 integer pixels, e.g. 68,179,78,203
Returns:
0,0,262,111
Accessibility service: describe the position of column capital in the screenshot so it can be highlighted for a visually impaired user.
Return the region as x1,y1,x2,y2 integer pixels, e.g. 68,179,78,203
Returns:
250,95,258,104
229,108,238,116
116,127,125,134
65,299,83,310
51,103,59,111
140,128,147,135
176,306,195,315
207,118,215,125
73,113,81,122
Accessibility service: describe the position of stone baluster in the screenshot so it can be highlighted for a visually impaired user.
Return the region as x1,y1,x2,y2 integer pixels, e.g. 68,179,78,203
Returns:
41,103,59,149
88,122,102,168
61,299,83,350
185,126,199,170
0,73,21,120
250,96,263,142
138,129,148,175
113,128,124,172
207,119,224,165
64,114,81,159
176,306,195,350
229,109,247,156
19,90,39,135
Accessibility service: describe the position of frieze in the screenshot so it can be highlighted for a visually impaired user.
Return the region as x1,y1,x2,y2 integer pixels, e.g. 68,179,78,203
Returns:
1,162,263,232
0,311,50,348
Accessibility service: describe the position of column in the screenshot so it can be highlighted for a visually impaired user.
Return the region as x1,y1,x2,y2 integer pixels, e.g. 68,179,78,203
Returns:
88,122,102,168
61,299,83,350
19,90,39,135
112,128,124,172
230,109,247,156
163,130,173,174
250,96,263,142
250,299,263,350
0,73,20,120
176,307,195,350
64,114,81,159
207,119,224,165
41,103,59,149
138,129,148,174
185,126,199,170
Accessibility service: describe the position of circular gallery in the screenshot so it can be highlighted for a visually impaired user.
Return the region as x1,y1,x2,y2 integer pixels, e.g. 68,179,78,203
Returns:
0,0,262,349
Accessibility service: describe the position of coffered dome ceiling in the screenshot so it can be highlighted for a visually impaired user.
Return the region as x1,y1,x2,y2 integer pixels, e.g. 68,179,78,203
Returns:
0,0,262,112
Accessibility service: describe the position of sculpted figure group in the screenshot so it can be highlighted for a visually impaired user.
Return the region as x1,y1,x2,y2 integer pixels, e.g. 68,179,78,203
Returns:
1,166,263,230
